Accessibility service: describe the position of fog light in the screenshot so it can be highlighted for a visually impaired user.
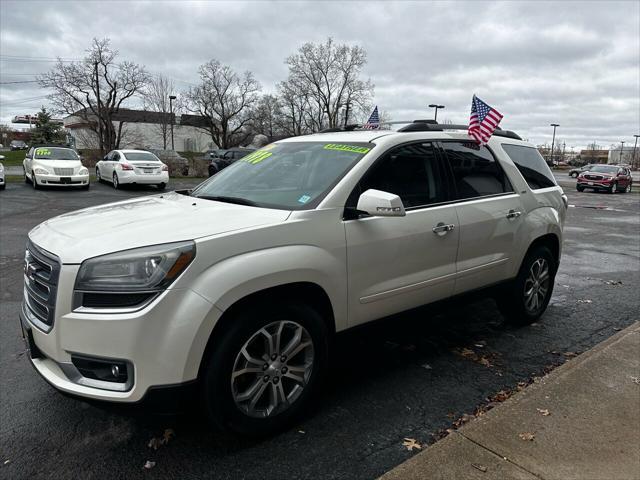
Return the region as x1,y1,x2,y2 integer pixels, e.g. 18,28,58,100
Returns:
71,355,129,383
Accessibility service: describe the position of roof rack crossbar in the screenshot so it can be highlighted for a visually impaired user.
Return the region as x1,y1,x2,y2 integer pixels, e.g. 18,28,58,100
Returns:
397,121,521,140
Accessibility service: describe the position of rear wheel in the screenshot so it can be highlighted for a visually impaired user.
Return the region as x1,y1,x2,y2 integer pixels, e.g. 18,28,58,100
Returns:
112,172,119,189
202,301,328,437
157,183,166,190
496,245,557,325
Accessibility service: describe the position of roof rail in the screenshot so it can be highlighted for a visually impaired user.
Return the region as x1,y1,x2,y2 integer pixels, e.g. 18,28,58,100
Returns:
319,124,361,133
397,121,522,140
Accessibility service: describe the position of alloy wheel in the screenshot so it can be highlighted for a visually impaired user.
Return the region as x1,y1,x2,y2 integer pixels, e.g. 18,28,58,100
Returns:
626,184,632,193
231,320,314,419
96,168,101,182
523,258,550,313
113,173,119,189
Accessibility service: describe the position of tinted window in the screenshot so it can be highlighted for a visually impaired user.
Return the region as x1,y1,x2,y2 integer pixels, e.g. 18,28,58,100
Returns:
501,144,556,190
124,152,160,161
358,143,445,208
443,142,512,199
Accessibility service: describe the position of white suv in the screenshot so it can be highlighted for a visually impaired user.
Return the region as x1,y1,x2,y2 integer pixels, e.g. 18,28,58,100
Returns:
20,124,566,436
23,146,90,189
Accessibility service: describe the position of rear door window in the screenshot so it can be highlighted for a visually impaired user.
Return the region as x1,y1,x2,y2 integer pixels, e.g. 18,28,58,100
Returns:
501,144,557,190
441,141,513,200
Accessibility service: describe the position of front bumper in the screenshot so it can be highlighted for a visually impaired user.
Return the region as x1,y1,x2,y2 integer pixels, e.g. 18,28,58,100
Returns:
20,267,222,403
35,173,89,186
577,180,613,190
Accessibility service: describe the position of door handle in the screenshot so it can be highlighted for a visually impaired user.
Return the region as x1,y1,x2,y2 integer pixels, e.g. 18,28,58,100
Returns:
506,209,522,219
432,222,455,235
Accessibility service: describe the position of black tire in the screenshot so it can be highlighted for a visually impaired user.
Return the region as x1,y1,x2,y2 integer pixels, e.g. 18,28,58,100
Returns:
96,168,102,183
112,172,119,189
32,172,40,190
82,182,90,190
0,183,5,190
576,185,584,192
609,182,617,194
157,183,166,190
201,301,329,437
624,183,632,193
570,172,578,178
496,245,557,326
24,169,30,184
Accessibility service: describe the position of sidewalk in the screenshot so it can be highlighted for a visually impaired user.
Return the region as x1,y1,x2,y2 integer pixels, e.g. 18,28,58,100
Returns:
380,322,640,480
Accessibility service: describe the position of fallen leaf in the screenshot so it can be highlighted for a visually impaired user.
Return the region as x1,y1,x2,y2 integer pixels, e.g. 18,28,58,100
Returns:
298,430,305,434
479,357,493,368
563,352,578,358
161,428,175,445
421,363,432,370
402,438,422,451
519,432,535,441
631,377,640,385
3,460,10,465
613,327,622,331
577,299,592,304
459,347,475,358
471,463,488,472
536,408,551,416
604,280,622,285
143,460,156,470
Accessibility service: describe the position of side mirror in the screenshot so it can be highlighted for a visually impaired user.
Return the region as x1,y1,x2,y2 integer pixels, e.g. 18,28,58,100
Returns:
103,155,108,161
356,189,406,217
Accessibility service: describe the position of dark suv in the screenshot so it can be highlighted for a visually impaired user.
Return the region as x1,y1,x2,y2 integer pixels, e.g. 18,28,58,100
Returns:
577,164,633,193
208,147,255,176
568,164,595,178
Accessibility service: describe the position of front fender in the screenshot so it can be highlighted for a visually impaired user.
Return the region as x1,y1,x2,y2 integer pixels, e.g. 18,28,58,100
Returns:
188,245,348,331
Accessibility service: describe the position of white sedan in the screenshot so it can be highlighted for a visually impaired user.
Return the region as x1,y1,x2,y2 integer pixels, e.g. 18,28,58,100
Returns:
96,149,169,189
0,157,5,190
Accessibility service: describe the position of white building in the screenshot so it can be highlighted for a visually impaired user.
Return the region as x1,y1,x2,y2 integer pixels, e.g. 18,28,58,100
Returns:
608,146,636,165
64,109,216,152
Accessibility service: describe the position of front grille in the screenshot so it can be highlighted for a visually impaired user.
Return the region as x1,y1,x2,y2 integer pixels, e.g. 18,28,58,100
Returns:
54,168,74,176
23,241,60,332
584,174,603,180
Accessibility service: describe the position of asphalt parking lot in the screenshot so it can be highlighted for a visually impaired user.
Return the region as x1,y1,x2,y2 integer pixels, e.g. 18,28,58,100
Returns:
1,174,639,480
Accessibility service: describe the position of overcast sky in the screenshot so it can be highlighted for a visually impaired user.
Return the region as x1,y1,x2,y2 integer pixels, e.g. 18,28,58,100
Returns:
1,0,638,150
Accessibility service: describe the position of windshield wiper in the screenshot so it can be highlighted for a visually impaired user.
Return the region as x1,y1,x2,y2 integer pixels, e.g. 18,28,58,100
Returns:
195,195,258,207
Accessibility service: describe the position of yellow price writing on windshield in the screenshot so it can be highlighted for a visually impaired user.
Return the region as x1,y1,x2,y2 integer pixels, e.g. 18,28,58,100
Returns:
35,148,52,156
323,144,370,154
242,150,273,164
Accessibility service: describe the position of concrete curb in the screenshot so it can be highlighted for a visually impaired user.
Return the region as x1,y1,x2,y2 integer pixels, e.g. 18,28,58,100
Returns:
379,322,640,480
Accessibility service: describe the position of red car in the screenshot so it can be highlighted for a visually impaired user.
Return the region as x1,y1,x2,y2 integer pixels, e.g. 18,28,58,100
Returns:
577,164,633,193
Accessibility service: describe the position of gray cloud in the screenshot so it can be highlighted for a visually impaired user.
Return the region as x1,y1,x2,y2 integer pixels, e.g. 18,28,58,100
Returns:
1,0,638,149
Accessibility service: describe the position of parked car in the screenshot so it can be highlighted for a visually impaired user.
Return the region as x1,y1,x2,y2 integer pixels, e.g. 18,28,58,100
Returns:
0,157,5,190
10,140,28,151
23,145,89,189
208,147,255,176
148,149,189,176
20,124,566,436
576,164,633,193
96,149,169,190
206,148,227,160
568,164,595,178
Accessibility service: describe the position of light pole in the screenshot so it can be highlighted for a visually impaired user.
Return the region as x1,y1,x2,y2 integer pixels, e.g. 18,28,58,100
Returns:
428,104,445,122
550,123,560,166
619,141,625,164
632,135,640,169
169,95,177,150
562,141,566,163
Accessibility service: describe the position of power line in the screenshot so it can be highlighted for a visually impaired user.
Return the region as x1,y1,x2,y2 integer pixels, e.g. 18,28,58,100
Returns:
0,80,40,85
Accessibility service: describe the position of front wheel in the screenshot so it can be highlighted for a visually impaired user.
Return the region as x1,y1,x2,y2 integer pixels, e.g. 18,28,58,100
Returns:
96,168,102,183
609,182,617,194
624,183,632,193
32,172,40,190
576,185,584,192
112,172,119,189
202,301,329,437
496,245,557,326
157,183,166,190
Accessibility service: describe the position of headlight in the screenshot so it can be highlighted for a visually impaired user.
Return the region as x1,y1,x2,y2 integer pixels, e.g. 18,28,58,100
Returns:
76,241,195,292
74,241,195,310
79,167,89,175
34,167,50,175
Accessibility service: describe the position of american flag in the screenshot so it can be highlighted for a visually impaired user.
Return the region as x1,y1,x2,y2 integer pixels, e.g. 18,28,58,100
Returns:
363,106,380,129
468,95,503,145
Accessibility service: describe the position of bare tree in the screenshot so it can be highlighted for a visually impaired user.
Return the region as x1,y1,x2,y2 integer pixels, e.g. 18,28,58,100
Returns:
252,94,281,139
143,75,180,149
38,38,149,154
285,37,374,130
186,60,261,148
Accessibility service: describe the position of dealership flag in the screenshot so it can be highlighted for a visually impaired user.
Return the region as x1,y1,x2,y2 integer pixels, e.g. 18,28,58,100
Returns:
468,95,503,145
363,106,380,129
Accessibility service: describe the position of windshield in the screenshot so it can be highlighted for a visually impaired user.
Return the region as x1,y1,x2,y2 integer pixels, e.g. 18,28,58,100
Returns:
124,152,160,162
589,165,618,174
191,141,373,210
33,147,79,160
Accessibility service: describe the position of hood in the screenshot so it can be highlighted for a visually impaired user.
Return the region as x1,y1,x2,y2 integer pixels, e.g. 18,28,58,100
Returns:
33,159,83,169
29,191,291,263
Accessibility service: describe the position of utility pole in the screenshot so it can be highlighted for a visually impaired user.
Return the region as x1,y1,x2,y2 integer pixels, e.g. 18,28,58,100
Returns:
562,141,566,163
550,123,560,166
169,95,177,151
429,104,445,122
94,61,103,155
632,135,640,170
619,141,625,164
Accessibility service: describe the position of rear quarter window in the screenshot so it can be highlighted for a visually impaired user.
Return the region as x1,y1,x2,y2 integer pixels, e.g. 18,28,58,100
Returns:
501,144,557,190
